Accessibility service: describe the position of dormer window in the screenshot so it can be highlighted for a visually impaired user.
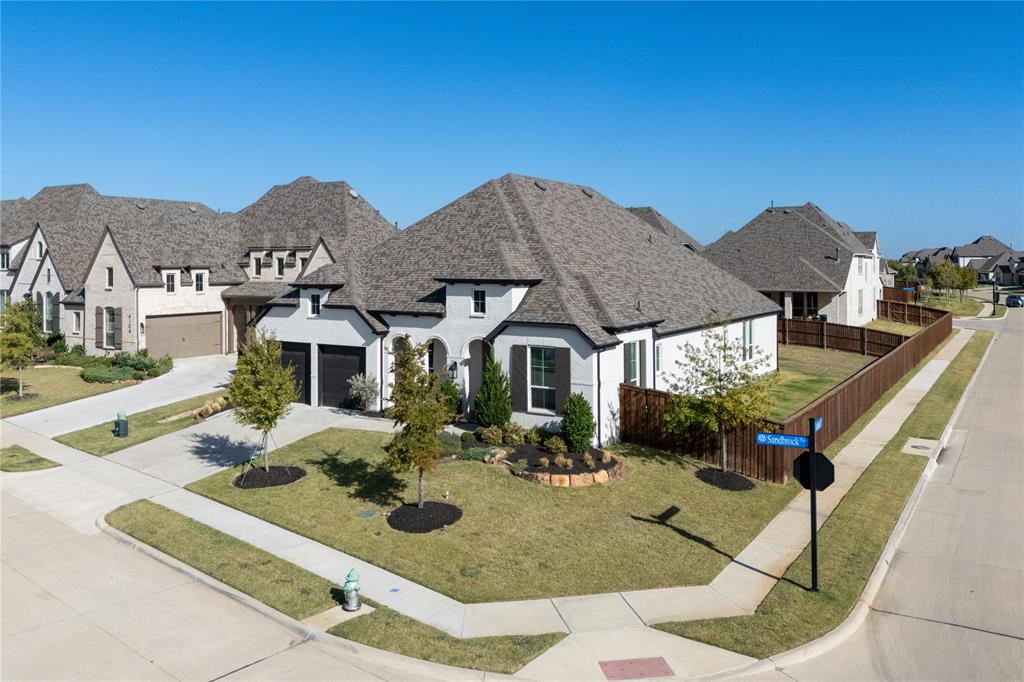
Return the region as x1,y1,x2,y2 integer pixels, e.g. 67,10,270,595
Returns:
36,242,43,258
105,267,114,288
165,272,176,293
472,289,486,316
254,258,262,277
276,258,285,278
1,250,9,269
310,293,321,317
195,272,205,293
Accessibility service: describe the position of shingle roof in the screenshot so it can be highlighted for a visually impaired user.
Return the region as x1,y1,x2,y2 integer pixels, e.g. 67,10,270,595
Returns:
703,203,872,293
299,174,777,346
853,231,877,251
953,235,1010,258
627,207,704,252
977,250,1024,273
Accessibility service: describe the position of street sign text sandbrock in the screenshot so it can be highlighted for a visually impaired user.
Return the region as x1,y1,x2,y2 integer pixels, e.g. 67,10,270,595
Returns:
755,432,809,448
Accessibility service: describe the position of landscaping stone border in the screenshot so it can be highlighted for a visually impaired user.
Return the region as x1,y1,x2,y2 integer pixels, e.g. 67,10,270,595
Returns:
517,452,623,488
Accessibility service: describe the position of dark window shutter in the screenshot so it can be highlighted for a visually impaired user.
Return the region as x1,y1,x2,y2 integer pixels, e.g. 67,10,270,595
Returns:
510,345,527,412
95,307,103,348
36,291,43,319
554,347,571,414
113,308,123,349
52,293,61,332
639,340,647,388
434,343,447,378
623,344,631,384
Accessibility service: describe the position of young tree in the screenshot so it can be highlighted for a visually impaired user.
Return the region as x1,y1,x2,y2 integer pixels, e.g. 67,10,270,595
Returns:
0,301,41,399
228,330,298,471
385,336,455,508
664,317,776,473
889,260,918,284
955,265,977,301
561,392,596,454
927,261,958,299
474,356,512,427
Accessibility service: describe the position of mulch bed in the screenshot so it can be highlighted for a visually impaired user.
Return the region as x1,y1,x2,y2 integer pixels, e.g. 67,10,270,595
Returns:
386,501,463,533
233,465,307,489
504,443,616,476
695,467,755,491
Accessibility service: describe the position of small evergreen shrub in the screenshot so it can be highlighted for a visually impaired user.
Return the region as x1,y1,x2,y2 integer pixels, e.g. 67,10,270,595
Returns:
80,365,135,383
148,355,173,377
457,447,492,462
480,425,504,446
112,349,157,372
543,435,567,456
460,431,476,444
347,373,380,412
438,431,462,455
46,331,67,354
439,379,462,419
561,392,595,453
503,422,524,446
474,357,511,427
524,425,545,445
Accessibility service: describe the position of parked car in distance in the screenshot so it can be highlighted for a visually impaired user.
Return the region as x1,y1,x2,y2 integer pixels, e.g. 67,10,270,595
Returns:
1005,295,1023,308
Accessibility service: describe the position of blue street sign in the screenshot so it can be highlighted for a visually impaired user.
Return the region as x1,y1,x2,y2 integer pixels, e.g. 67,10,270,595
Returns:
755,432,810,448
902,287,915,291
814,417,823,432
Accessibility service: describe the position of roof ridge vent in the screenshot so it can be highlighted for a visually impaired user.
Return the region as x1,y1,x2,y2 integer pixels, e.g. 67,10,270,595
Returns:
534,180,547,191
783,208,792,214
188,205,198,213
348,189,359,199
581,187,593,198
135,202,146,210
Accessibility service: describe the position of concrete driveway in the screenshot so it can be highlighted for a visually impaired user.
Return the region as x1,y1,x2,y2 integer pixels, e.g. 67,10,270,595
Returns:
782,309,1024,680
5,353,236,437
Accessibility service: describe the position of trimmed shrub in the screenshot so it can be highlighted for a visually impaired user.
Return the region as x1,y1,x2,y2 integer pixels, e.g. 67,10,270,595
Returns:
148,355,173,377
347,373,380,412
480,425,504,446
601,450,613,464
561,392,595,454
460,431,476,444
46,331,67,354
439,379,462,420
543,435,568,456
582,452,596,470
474,357,511,427
438,431,462,455
112,349,157,372
503,422,524,446
554,453,570,469
80,365,135,383
458,447,492,462
538,456,550,469
524,425,545,445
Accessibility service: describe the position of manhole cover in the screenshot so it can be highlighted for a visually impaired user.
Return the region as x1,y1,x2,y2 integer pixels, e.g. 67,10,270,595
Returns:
599,657,674,680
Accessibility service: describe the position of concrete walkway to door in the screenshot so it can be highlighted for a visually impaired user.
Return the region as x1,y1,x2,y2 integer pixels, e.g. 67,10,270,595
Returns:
6,353,237,437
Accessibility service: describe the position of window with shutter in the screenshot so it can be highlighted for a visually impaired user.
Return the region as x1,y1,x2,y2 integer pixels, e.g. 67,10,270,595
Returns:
113,308,123,349
104,307,115,348
529,347,556,413
95,307,104,348
510,345,527,412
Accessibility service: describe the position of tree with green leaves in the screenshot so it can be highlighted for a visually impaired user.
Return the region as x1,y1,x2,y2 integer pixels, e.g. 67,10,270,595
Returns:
228,330,298,471
385,335,455,508
927,261,959,299
561,392,595,454
664,317,776,473
888,260,918,284
474,356,511,427
954,265,977,301
1,301,42,399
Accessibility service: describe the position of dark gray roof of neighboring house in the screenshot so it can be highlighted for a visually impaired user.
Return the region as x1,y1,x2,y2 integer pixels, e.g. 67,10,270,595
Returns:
954,235,1010,257
234,177,396,259
901,247,938,262
703,203,872,294
299,174,778,346
627,207,704,252
978,250,1024,273
221,281,295,299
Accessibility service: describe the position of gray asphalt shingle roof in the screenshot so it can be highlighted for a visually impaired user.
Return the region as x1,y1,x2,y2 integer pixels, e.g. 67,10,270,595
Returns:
703,203,872,293
627,207,704,252
953,235,1010,258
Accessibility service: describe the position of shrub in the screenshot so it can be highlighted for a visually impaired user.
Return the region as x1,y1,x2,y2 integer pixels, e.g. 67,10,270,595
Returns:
503,422,524,446
147,355,173,377
112,349,157,372
458,447,492,462
480,425,504,446
561,392,595,453
601,450,613,464
582,452,596,470
438,379,462,420
80,365,135,383
438,431,462,455
538,456,550,469
46,331,67,354
347,373,380,412
132,370,145,381
553,453,570,468
525,425,545,445
460,431,476,444
543,435,567,456
474,357,511,427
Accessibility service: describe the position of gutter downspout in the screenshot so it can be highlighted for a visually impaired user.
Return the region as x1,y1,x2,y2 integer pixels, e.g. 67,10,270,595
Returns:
379,335,386,412
597,348,603,448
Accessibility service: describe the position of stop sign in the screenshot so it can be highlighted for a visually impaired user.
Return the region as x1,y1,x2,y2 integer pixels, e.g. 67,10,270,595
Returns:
793,451,834,491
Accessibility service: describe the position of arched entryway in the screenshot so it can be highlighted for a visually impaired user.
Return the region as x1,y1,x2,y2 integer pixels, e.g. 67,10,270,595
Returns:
426,338,448,380
466,338,493,418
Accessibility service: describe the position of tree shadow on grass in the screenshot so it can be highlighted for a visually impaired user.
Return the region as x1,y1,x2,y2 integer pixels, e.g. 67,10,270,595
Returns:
613,442,708,470
631,507,811,591
309,450,406,506
189,432,259,468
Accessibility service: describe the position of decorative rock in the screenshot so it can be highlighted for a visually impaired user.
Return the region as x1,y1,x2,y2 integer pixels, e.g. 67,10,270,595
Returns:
549,474,570,487
593,469,610,484
570,472,594,487
520,471,550,485
492,448,509,464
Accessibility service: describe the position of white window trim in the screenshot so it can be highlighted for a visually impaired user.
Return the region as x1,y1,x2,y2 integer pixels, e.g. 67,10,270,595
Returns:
654,343,662,373
165,272,177,294
471,289,486,317
1,250,9,269
625,341,640,385
276,257,285,279
72,310,82,335
36,242,43,258
309,293,321,318
253,258,262,277
104,307,116,348
195,272,206,294
527,345,557,415
42,293,53,333
105,267,114,289
742,320,754,361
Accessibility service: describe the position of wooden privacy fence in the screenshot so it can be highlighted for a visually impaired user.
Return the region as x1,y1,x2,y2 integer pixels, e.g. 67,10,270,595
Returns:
878,300,946,326
778,317,903,357
883,285,918,304
620,303,953,484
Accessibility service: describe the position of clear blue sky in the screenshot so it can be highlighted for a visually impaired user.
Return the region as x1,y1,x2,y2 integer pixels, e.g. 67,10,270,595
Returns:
3,2,1022,256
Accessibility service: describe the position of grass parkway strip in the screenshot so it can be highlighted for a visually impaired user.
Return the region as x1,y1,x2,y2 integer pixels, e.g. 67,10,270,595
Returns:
0,444,60,472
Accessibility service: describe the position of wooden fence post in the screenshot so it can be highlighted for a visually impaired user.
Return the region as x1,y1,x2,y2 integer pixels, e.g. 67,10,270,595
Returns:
784,317,789,345
822,320,828,350
861,326,867,355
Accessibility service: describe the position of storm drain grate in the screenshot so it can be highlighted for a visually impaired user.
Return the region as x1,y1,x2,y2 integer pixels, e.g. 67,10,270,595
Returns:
598,656,675,680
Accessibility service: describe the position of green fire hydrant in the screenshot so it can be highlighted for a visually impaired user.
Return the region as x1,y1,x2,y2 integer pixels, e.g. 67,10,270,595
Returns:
341,569,361,612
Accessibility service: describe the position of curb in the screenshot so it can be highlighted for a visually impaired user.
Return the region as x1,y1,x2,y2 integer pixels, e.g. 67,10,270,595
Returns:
706,325,998,679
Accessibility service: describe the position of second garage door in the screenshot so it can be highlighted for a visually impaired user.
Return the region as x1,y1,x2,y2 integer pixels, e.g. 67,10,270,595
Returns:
280,342,311,405
146,312,222,359
319,345,366,409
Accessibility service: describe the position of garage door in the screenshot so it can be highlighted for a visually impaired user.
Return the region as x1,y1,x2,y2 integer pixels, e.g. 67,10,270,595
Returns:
146,313,222,359
318,345,366,409
280,342,311,405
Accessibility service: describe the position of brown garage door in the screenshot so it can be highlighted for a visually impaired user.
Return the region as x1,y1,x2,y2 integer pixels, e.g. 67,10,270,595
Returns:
146,312,223,359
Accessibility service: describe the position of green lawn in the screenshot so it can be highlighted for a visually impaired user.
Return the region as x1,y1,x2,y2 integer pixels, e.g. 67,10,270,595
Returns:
919,293,983,317
656,329,993,659
56,391,229,456
1,367,127,418
106,500,563,674
866,318,922,337
1,445,60,472
768,346,874,420
187,428,798,603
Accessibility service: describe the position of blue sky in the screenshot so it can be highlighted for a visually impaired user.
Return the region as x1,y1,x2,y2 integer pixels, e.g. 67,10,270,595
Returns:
2,2,1022,256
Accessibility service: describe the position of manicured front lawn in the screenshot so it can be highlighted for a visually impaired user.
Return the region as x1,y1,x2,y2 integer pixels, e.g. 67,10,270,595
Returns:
919,293,983,317
107,500,563,674
1,367,127,418
768,346,874,420
656,329,993,659
866,318,922,337
1,445,60,472
187,429,797,603
56,391,229,456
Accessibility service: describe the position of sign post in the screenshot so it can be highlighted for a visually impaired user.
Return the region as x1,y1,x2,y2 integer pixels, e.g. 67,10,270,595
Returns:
808,418,819,592
791,418,834,592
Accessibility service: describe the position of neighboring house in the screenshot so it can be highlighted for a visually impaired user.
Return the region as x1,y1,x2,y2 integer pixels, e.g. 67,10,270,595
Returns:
977,250,1024,286
704,203,883,325
221,177,397,352
627,207,704,253
257,174,779,444
951,235,1010,269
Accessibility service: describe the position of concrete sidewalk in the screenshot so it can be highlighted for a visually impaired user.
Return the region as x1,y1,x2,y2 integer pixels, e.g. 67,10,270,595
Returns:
6,353,237,437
